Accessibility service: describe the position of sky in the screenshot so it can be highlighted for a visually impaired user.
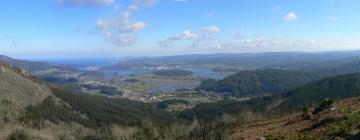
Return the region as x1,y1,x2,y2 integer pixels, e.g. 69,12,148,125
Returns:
1,0,360,58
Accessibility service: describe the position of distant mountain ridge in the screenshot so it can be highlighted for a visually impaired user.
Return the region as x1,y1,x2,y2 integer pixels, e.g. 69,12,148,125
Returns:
104,51,360,69
0,55,60,72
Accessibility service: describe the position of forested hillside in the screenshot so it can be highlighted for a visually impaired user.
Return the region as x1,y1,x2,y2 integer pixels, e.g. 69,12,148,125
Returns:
198,57,360,97
197,69,319,97
181,73,360,121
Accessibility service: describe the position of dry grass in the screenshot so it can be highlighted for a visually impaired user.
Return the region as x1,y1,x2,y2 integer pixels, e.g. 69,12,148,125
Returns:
111,125,138,140
229,97,360,140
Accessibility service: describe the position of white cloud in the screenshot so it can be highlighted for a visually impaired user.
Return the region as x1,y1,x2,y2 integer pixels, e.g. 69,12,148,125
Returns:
203,26,221,33
97,13,146,33
96,0,157,47
282,12,297,23
159,30,198,47
190,26,221,47
58,0,114,6
132,0,157,10
96,13,146,46
159,26,222,48
180,30,198,39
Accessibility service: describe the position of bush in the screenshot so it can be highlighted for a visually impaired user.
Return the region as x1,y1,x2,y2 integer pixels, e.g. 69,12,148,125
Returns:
302,107,312,120
265,134,286,140
7,130,30,140
327,110,360,137
313,99,334,114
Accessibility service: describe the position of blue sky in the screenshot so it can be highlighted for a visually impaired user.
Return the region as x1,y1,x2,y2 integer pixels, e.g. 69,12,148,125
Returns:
1,0,360,58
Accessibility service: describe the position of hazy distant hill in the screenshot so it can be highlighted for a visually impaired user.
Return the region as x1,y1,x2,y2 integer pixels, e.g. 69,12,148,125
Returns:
105,51,360,69
0,55,60,72
310,58,360,77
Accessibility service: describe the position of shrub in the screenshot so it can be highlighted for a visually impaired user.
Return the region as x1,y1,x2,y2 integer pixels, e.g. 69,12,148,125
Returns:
265,134,286,140
302,107,312,120
313,99,334,114
7,130,30,140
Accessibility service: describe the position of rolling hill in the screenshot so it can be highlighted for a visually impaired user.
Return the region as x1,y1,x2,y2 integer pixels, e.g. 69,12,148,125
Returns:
198,56,360,97
197,69,319,97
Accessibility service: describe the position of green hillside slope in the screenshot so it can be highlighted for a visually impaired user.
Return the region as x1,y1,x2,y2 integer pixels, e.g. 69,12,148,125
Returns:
198,69,318,97
181,73,360,121
0,62,178,140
